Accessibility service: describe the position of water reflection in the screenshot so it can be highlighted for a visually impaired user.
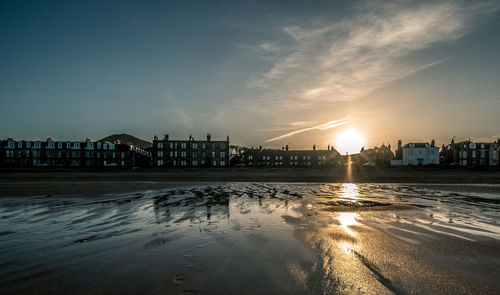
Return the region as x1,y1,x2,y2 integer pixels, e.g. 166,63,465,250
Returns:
338,212,359,236
339,183,359,201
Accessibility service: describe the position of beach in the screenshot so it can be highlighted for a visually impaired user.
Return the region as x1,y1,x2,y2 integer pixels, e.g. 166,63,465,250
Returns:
1,180,499,294
1,168,500,197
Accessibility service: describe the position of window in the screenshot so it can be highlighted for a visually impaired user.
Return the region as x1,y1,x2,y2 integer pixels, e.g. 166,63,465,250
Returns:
17,142,22,148
26,142,31,148
157,160,163,166
170,151,174,157
181,142,187,149
86,142,94,150
157,151,163,157
192,152,197,157
193,143,198,149
112,152,116,159
58,142,63,149
181,151,187,158
472,151,476,158
66,141,71,148
192,160,198,166
202,143,206,149
248,155,253,160
491,151,498,160
220,152,226,158
169,142,173,148
481,150,485,158
158,142,163,149
220,143,225,149
34,142,41,149
181,160,187,166
97,142,101,149
73,142,80,149
121,153,125,159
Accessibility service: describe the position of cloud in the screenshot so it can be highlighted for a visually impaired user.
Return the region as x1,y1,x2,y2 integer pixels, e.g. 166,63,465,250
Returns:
249,1,498,105
265,117,350,143
259,42,282,52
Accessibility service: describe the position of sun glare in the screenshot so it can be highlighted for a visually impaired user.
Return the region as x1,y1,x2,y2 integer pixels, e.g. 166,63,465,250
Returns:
336,128,365,155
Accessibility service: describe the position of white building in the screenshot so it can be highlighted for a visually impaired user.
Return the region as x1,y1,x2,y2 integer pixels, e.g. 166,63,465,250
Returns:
391,142,439,166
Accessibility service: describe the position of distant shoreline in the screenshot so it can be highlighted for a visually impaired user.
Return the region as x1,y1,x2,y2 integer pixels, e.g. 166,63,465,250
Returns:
1,167,499,197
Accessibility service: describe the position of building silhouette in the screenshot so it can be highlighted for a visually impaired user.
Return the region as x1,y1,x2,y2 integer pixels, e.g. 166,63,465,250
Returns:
152,134,229,167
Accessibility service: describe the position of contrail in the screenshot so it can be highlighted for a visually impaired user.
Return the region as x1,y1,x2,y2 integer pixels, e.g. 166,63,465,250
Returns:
265,117,350,143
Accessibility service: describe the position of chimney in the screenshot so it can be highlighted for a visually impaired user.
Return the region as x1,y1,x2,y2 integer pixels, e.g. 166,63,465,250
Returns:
164,134,169,141
259,146,262,151
226,135,229,142
285,145,289,151
189,134,193,141
328,144,330,151
397,140,402,150
313,144,316,151
154,135,158,141
207,133,211,141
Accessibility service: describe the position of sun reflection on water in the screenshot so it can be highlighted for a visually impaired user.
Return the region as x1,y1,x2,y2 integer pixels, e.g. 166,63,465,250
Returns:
339,183,359,201
338,212,359,235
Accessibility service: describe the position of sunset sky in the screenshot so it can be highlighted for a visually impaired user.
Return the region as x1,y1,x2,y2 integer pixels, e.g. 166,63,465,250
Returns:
1,0,499,151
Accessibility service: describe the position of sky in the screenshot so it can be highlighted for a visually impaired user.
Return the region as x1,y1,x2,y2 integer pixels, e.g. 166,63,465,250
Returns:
1,0,500,152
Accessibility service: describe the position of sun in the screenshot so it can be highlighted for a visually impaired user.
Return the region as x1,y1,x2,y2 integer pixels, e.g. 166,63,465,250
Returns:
335,128,365,155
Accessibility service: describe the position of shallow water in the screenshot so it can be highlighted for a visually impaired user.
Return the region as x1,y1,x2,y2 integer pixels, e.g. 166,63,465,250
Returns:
1,183,499,294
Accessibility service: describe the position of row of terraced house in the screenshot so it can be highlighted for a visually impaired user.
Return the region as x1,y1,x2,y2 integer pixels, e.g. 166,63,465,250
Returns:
0,138,150,168
1,135,499,169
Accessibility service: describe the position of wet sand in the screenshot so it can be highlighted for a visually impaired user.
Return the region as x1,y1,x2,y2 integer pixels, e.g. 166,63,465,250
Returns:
1,183,499,294
1,167,499,197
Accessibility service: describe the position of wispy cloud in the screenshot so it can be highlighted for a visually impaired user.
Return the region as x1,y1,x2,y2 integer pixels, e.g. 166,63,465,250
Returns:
249,1,498,105
265,117,350,143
